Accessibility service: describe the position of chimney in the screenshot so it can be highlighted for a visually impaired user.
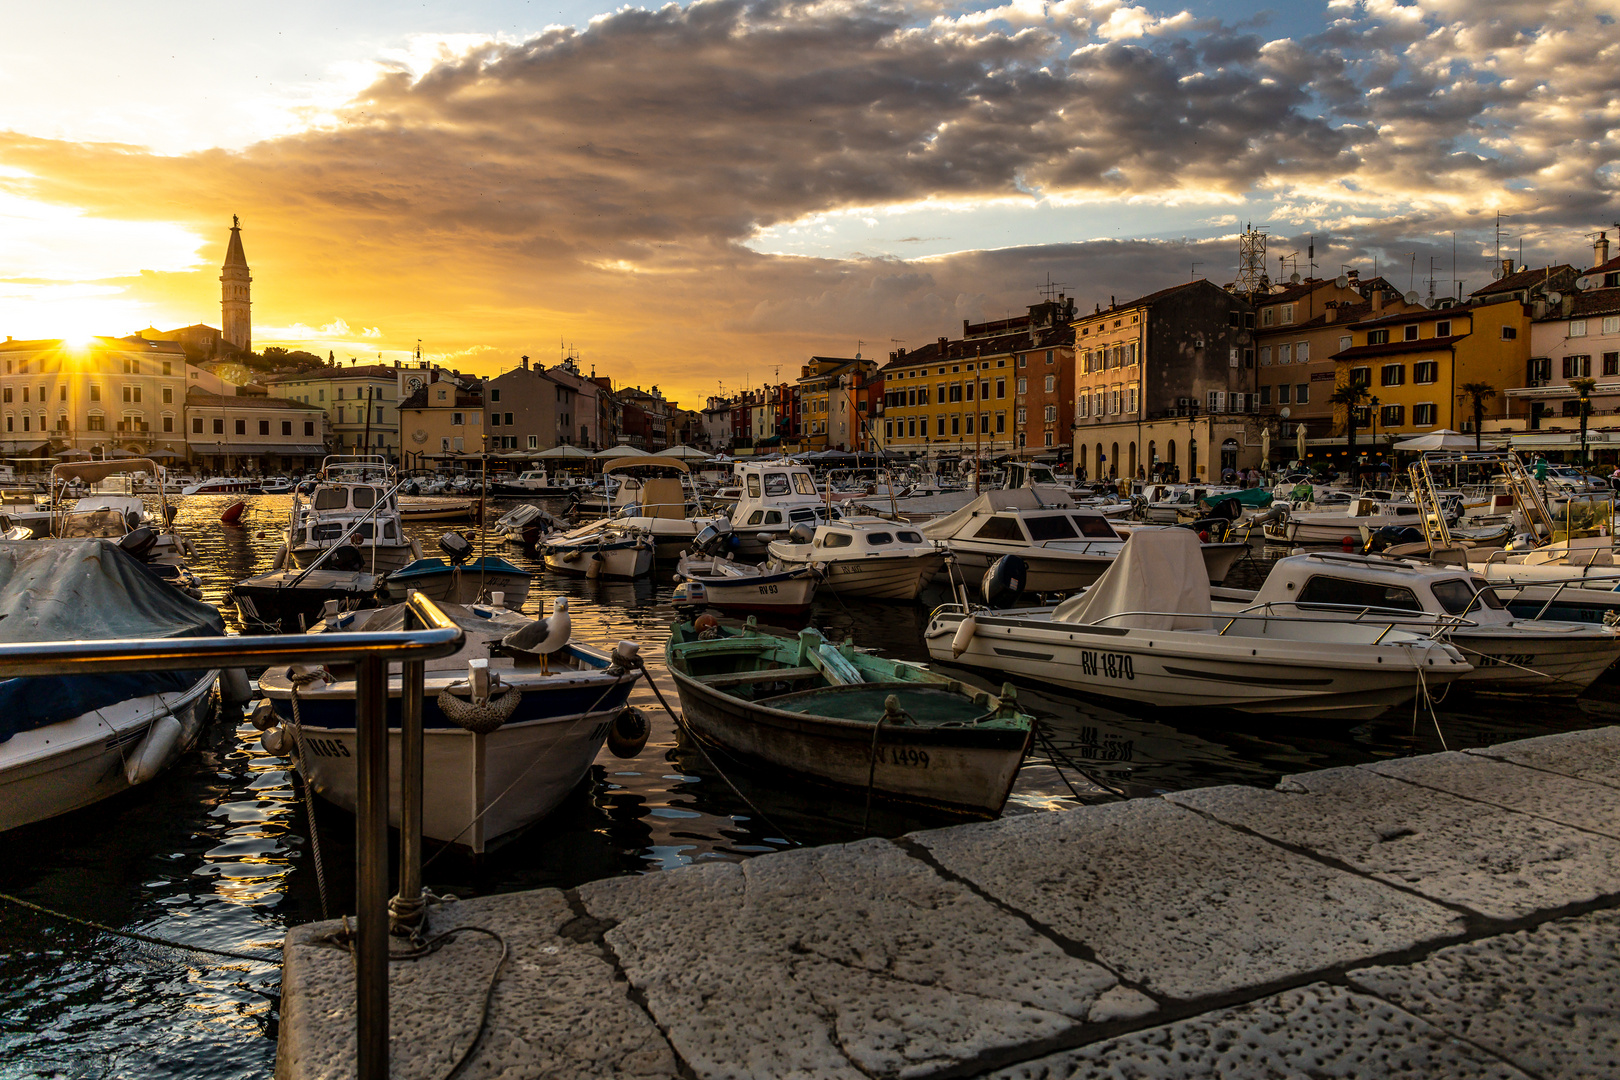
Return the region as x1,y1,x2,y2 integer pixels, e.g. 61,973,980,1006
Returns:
938,337,949,351
1325,303,1337,324
521,355,530,371
1502,257,1515,280
1596,231,1610,269
1371,289,1385,314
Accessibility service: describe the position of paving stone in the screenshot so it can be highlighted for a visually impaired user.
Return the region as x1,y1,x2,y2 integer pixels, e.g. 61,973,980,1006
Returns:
978,982,1532,1080
1351,908,1620,1080
275,890,677,1080
579,836,1135,1080
914,797,1462,1002
1169,767,1620,921
1467,725,1620,789
1367,751,1620,840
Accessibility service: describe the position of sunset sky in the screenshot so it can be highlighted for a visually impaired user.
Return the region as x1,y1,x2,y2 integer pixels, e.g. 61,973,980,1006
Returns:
2,0,1615,407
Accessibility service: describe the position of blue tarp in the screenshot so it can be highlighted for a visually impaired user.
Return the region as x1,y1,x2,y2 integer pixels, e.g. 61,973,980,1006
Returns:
0,540,224,743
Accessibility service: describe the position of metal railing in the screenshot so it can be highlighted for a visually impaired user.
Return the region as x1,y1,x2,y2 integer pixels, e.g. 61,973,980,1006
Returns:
0,591,465,1080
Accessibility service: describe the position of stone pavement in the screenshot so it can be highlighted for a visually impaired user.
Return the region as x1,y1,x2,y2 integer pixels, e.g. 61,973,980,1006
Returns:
276,727,1620,1079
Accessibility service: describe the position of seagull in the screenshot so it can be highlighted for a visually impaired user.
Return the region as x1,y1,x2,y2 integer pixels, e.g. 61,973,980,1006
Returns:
502,597,571,675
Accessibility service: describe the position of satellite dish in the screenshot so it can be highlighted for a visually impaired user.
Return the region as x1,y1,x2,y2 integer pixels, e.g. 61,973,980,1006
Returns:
1335,274,1350,288
1575,275,1593,291
1492,265,1505,280
1547,291,1563,305
1403,290,1420,305
1279,407,1292,420
1289,272,1302,285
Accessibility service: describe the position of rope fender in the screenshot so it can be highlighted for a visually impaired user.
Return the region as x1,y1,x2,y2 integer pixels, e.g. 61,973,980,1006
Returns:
436,686,522,734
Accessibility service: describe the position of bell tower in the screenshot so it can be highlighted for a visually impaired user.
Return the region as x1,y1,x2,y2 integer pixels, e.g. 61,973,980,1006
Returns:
220,215,252,353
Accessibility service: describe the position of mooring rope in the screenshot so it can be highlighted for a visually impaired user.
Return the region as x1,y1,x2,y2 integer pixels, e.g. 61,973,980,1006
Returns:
286,668,334,919
0,890,273,964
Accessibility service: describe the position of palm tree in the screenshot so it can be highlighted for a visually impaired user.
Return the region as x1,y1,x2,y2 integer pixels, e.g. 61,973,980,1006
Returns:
1331,381,1371,473
1571,377,1597,470
1457,382,1497,451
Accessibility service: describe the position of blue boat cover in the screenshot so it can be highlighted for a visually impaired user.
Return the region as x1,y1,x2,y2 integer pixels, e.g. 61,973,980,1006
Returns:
0,540,224,743
391,556,526,580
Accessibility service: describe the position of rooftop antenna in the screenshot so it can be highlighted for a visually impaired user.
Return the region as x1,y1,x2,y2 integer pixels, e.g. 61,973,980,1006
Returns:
1190,260,1202,280
1308,236,1317,277
1494,211,1508,263
1428,257,1441,306
1237,222,1269,297
1408,252,1417,290
1036,272,1068,301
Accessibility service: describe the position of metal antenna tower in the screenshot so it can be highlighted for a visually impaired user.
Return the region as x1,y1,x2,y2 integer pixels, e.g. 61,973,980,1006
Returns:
1036,272,1068,301
1236,223,1269,296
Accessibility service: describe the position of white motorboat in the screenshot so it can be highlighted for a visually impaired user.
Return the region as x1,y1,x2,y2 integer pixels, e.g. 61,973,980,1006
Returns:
283,456,420,574
180,476,264,496
925,529,1470,720
490,469,578,498
31,459,199,578
724,461,846,557
543,520,656,578
767,517,944,601
257,599,645,853
398,496,477,522
0,539,225,831
590,457,722,559
1264,495,1430,545
1217,550,1620,696
673,549,818,616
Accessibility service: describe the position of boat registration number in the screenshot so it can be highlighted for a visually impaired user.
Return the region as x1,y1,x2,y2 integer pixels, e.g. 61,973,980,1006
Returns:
1473,653,1535,668
307,737,352,758
757,584,780,594
886,747,930,768
1080,650,1135,681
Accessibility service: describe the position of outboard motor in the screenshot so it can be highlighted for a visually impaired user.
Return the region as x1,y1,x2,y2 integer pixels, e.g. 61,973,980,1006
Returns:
691,523,724,555
787,522,815,545
118,526,158,562
1182,517,1230,543
1364,525,1425,553
438,531,473,564
981,554,1027,610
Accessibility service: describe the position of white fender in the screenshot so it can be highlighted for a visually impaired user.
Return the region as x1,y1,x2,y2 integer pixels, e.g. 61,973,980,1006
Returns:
219,668,253,708
410,538,424,560
950,614,979,658
249,699,279,731
271,545,288,571
585,552,603,580
260,726,291,757
125,715,183,786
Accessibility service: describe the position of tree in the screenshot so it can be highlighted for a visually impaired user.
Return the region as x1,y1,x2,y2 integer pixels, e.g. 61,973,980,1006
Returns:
1331,380,1372,471
1570,377,1597,470
1457,382,1497,451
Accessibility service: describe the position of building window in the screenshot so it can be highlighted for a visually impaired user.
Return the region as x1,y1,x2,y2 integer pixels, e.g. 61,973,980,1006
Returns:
1414,361,1438,384
1414,403,1436,426
1259,346,1271,366
1296,384,1308,404
1404,325,1419,341
281,420,292,436
89,385,100,401
213,418,225,434
193,417,203,434
58,386,66,401
1046,350,1055,364
995,379,1005,399
1262,308,1274,327
1501,326,1517,340
1260,385,1272,406
1605,353,1619,377
1278,384,1291,405
1435,320,1451,337
305,422,316,437
1296,342,1309,363
1016,377,1027,394
1570,319,1588,338
1367,329,1389,345
1381,364,1405,386
885,420,894,439
259,420,270,435
235,419,246,435
88,414,104,431
1278,344,1292,364
1350,366,1372,386
1604,317,1620,335
1230,347,1241,368
1380,404,1404,426
452,412,464,425
1044,375,1056,393
1281,303,1295,324
490,412,500,426
1563,355,1592,378
528,436,538,449
491,388,501,402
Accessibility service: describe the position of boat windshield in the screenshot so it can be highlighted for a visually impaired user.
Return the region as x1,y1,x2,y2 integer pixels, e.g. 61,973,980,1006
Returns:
1432,578,1504,614
897,531,924,544
1296,575,1423,613
1071,515,1119,538
794,473,817,495
819,532,853,548
314,488,349,510
866,532,894,546
353,487,376,509
1025,515,1079,541
764,473,790,496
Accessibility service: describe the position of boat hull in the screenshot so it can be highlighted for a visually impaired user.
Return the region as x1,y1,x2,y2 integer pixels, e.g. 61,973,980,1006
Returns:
670,671,1028,816
1448,629,1620,695
0,672,217,831
263,670,636,852
791,552,944,600
926,610,1468,721
290,542,416,575
382,564,533,607
544,541,653,579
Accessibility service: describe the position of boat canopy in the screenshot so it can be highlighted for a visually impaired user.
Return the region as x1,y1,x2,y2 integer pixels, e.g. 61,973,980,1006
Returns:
1051,529,1212,630
918,488,1079,540
0,539,224,743
1201,488,1274,513
50,459,163,485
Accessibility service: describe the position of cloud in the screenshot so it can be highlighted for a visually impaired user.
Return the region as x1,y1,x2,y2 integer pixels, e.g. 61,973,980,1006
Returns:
1,0,1614,403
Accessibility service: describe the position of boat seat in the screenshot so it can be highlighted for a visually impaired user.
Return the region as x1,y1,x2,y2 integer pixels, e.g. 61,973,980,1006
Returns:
692,666,822,688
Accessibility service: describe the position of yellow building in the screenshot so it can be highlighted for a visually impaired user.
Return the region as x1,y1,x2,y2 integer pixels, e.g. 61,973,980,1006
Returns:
266,363,403,457
399,374,485,466
1330,296,1530,441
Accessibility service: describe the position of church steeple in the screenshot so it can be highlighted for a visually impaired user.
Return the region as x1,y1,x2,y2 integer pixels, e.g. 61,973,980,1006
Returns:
220,215,252,354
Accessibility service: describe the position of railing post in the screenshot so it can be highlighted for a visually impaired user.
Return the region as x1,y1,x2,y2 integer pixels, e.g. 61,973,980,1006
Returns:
354,656,390,1080
392,593,427,933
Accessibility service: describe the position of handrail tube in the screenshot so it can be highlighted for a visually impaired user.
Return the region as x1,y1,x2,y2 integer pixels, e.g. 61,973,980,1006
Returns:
354,656,389,1080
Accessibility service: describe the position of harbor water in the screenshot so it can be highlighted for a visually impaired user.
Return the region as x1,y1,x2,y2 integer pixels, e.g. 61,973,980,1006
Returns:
2,492,1616,1079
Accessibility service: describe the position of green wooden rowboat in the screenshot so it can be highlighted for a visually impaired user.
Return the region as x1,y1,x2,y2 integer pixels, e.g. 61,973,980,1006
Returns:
665,617,1034,816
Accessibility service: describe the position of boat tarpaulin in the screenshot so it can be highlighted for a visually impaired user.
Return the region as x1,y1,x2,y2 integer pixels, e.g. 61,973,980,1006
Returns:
1051,528,1213,631
1200,488,1274,513
0,540,224,743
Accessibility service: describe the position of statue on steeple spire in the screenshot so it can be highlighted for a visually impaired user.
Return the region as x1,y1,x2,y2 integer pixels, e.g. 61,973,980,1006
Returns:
232,214,239,229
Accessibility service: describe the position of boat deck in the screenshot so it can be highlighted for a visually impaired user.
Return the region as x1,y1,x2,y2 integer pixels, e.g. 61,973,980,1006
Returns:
277,725,1620,1079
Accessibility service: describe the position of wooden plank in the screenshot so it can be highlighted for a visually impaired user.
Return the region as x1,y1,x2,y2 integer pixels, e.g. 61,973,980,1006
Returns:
691,666,823,689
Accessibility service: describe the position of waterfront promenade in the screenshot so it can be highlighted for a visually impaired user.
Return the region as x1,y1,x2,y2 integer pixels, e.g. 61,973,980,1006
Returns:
277,726,1620,1079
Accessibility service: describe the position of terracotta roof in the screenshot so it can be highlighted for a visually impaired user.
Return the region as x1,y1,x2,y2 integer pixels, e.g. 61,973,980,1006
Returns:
1331,336,1466,362
882,325,1069,371
265,364,399,382
186,389,323,410
1471,264,1576,298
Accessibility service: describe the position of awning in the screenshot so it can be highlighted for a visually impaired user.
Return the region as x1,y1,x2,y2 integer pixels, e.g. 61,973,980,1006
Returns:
1505,381,1620,399
188,442,326,454
1510,432,1614,451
